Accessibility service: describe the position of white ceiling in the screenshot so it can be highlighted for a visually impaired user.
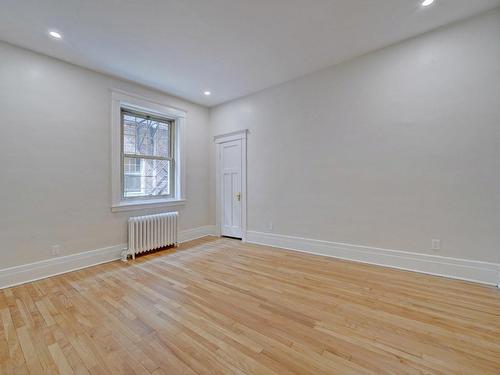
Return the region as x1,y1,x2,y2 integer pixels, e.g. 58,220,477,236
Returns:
0,0,499,107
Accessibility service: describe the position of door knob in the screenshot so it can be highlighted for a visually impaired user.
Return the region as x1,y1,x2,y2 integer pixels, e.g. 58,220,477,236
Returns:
236,192,241,201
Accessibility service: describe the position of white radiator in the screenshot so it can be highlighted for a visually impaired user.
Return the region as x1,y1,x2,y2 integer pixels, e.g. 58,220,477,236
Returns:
127,212,178,259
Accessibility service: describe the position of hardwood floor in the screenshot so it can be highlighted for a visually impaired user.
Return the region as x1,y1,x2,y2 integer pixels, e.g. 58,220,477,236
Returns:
1,237,499,374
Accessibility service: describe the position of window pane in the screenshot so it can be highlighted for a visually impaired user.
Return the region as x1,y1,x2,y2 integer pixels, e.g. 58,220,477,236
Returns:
124,175,141,194
124,158,141,173
123,157,171,198
122,112,170,157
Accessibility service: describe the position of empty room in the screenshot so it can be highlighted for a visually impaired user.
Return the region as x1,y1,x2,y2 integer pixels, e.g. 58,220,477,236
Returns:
1,0,499,374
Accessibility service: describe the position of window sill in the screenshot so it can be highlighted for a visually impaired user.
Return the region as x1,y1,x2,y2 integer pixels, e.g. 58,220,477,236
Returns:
111,198,186,213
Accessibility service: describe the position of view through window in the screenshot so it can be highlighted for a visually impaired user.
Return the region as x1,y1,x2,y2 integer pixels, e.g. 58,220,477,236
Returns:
121,109,174,199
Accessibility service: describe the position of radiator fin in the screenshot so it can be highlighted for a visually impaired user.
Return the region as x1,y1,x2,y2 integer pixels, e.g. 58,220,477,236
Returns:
127,212,178,258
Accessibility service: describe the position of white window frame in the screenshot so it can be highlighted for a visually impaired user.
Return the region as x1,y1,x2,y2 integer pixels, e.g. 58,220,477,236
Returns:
111,89,186,212
121,108,175,200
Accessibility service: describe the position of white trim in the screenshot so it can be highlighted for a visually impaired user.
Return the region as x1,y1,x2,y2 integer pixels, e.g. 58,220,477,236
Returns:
0,244,127,289
214,130,248,241
241,136,247,242
246,231,500,286
111,89,187,119
110,89,187,212
111,199,186,212
178,225,218,243
0,226,217,289
214,129,248,143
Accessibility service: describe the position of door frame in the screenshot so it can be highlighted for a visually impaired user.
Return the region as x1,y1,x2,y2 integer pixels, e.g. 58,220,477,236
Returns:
214,129,248,241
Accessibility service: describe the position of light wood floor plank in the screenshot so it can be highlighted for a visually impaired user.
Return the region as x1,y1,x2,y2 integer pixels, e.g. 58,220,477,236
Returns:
1,236,499,374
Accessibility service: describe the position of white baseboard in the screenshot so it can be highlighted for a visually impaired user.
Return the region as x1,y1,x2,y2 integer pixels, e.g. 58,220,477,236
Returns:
0,225,218,289
0,244,127,290
179,225,217,243
246,231,500,286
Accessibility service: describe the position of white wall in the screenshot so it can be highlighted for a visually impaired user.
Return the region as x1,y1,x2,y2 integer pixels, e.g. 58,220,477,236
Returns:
0,42,211,268
210,9,500,263
1,8,498,274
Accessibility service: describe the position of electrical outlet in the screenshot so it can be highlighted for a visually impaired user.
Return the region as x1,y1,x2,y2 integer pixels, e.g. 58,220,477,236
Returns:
51,245,61,256
431,239,441,251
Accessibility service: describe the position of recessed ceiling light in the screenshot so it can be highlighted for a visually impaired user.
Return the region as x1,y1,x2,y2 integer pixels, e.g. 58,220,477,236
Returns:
204,91,211,96
48,31,62,39
421,0,435,7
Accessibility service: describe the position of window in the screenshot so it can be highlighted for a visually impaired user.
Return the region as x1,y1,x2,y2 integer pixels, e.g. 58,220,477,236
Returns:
111,90,186,212
121,109,174,199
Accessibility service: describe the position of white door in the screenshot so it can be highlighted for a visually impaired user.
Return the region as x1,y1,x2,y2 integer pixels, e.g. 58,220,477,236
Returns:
220,139,243,238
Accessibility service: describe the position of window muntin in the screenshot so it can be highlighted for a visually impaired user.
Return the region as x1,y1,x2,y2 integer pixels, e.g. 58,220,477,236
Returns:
121,109,174,199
